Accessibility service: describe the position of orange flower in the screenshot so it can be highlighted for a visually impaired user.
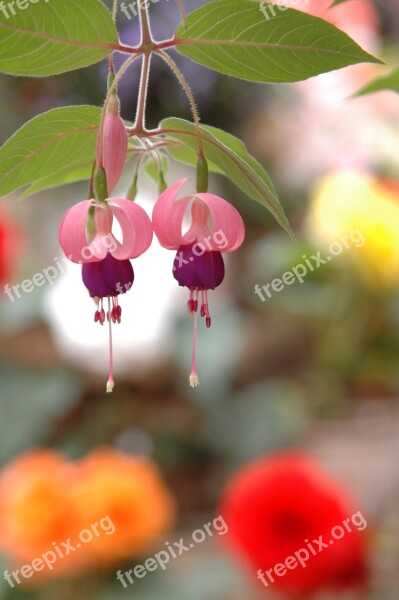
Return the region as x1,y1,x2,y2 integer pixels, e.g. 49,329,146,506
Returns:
0,448,175,582
0,450,86,578
71,448,176,564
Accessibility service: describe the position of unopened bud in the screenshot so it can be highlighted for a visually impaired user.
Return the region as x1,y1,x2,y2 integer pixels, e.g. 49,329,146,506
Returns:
85,205,97,242
196,156,209,193
96,97,128,194
158,170,168,194
94,167,108,203
107,72,116,95
126,172,138,201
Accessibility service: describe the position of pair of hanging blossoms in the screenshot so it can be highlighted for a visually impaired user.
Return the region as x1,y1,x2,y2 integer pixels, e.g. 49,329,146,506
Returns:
0,0,381,392
58,93,245,392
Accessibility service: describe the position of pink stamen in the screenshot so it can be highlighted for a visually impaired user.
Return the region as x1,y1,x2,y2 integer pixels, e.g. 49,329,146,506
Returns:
187,288,196,314
98,299,105,325
189,299,199,387
200,289,206,317
106,297,114,393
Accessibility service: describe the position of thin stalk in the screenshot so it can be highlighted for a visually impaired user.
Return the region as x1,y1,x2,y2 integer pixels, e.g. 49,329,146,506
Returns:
134,53,152,134
176,0,187,25
155,50,204,158
138,0,153,46
106,298,114,393
112,0,118,21
88,159,96,198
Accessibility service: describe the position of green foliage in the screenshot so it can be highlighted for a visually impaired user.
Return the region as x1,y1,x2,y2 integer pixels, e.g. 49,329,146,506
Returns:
330,0,351,6
0,0,385,236
355,67,399,97
175,0,381,83
0,0,117,76
0,106,101,198
161,117,292,236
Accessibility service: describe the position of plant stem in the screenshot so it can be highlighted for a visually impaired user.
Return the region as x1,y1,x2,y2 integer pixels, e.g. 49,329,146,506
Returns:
112,0,118,21
155,50,204,158
88,159,96,197
176,0,187,25
138,0,153,47
134,53,152,134
132,1,154,134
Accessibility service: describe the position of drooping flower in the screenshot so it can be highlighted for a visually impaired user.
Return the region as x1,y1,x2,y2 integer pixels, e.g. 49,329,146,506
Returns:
218,453,369,598
96,95,128,195
58,198,153,392
152,179,245,386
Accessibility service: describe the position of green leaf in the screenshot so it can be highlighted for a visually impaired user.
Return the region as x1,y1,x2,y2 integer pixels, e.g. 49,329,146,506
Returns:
355,67,399,97
144,153,169,184
330,0,350,6
0,0,118,76
175,0,382,83
0,106,102,199
20,162,93,199
161,117,293,237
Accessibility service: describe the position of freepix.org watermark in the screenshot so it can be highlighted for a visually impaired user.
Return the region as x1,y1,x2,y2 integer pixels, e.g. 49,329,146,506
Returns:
173,228,229,271
116,515,228,588
254,228,366,302
120,0,170,20
2,234,118,303
0,0,50,20
257,511,367,588
2,228,229,302
259,0,310,20
4,516,115,588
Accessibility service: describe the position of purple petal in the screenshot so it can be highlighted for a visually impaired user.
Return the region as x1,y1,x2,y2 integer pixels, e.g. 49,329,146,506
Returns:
173,245,225,290
102,253,134,293
82,253,134,298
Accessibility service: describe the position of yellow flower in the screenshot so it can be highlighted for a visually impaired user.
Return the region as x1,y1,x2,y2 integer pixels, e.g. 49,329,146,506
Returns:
308,170,399,290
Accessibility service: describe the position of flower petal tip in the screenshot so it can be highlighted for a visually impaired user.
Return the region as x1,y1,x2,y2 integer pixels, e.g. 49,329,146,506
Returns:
106,381,115,394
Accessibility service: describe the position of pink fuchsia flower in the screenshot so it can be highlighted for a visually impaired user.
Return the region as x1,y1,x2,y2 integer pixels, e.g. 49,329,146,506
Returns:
96,95,128,195
58,198,153,392
152,179,245,387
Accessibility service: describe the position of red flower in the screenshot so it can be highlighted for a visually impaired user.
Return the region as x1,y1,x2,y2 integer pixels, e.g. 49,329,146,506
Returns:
0,211,21,287
218,453,369,598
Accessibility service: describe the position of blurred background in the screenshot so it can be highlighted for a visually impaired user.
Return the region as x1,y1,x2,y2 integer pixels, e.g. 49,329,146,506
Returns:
1,0,399,598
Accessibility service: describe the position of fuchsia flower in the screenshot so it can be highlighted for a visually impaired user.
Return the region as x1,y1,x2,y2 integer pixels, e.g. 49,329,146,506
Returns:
58,198,153,392
152,179,245,387
97,95,128,195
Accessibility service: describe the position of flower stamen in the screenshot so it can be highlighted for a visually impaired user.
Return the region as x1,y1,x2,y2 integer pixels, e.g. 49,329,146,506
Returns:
106,297,115,394
189,294,200,388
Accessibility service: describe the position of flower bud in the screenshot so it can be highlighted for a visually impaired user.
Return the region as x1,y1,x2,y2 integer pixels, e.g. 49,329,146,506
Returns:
94,167,108,203
158,169,168,194
96,96,128,195
196,156,209,193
